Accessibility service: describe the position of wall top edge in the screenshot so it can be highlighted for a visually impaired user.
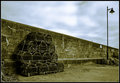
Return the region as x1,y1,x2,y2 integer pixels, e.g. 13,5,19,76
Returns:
1,18,119,50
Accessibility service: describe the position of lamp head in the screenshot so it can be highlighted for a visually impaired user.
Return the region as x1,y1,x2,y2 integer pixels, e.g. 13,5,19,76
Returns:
109,8,115,14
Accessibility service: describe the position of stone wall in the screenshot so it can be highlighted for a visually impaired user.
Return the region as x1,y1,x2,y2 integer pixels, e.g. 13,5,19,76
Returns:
1,19,119,60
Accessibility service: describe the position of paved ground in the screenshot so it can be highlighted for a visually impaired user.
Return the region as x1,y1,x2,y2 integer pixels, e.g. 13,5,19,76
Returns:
17,62,119,82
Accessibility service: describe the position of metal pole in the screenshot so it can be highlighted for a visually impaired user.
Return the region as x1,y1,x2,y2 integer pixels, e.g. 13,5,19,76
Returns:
107,6,108,60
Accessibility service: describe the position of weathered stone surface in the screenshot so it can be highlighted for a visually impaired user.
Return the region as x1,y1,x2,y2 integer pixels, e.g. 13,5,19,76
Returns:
1,19,118,60
1,19,119,79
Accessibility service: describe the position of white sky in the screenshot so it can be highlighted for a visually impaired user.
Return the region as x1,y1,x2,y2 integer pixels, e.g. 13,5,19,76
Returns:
1,1,119,48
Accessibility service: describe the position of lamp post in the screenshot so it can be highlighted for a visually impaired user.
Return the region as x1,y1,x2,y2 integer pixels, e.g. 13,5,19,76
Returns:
107,6,115,60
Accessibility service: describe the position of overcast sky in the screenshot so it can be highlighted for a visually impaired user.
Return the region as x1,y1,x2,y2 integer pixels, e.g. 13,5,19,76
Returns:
1,1,119,48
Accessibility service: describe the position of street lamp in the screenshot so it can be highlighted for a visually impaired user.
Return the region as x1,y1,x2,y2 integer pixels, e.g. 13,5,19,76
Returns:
107,6,115,60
